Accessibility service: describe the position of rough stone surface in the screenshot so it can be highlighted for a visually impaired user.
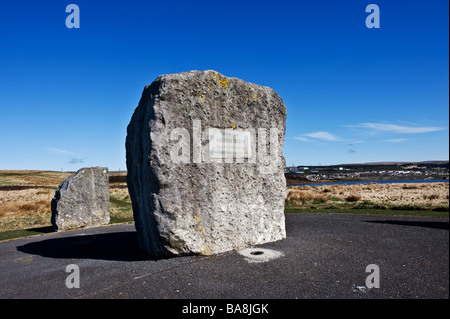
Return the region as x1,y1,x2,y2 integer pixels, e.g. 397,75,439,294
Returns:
51,167,110,231
126,70,287,258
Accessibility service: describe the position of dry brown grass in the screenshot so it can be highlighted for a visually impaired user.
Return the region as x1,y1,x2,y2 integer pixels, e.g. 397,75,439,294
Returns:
0,170,72,187
0,170,135,233
109,184,132,219
287,182,449,210
0,188,54,231
286,188,330,204
0,171,67,231
0,200,50,216
423,194,441,200
345,194,361,202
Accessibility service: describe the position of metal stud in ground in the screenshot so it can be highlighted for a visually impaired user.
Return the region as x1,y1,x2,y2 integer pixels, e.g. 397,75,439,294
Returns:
237,247,284,263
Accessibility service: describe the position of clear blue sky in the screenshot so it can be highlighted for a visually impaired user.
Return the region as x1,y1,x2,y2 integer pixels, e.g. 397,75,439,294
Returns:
0,0,448,171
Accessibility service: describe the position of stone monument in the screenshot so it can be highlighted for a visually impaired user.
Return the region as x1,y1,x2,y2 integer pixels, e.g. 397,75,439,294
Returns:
126,70,287,258
51,167,110,231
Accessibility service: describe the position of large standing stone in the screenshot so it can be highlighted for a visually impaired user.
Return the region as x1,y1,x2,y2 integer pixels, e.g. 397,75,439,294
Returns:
51,167,110,231
126,70,287,258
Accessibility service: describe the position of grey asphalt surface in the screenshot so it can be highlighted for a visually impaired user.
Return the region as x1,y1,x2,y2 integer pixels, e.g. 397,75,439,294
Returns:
0,213,448,299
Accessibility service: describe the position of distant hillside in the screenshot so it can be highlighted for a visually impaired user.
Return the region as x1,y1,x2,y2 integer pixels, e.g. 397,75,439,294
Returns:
337,161,449,166
291,161,449,170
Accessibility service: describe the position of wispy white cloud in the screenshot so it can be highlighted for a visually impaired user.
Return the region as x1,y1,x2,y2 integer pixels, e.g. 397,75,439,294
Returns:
294,136,313,142
46,147,75,155
303,131,343,142
384,138,408,143
47,147,85,164
346,122,446,134
347,140,365,145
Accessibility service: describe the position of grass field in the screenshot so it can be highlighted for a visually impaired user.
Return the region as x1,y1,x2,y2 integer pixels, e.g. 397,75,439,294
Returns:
0,170,133,241
0,170,448,241
285,182,449,217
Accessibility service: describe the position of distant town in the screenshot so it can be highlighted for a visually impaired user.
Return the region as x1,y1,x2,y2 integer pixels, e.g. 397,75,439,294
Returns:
285,161,449,185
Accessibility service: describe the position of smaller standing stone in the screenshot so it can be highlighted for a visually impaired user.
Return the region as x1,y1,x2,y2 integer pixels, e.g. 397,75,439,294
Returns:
51,167,110,231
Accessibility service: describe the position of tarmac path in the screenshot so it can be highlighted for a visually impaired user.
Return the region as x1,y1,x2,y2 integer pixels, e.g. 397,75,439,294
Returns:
0,213,448,299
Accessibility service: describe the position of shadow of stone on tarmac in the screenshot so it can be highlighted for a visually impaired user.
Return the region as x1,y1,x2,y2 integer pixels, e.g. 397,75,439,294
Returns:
365,220,449,230
16,231,150,261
